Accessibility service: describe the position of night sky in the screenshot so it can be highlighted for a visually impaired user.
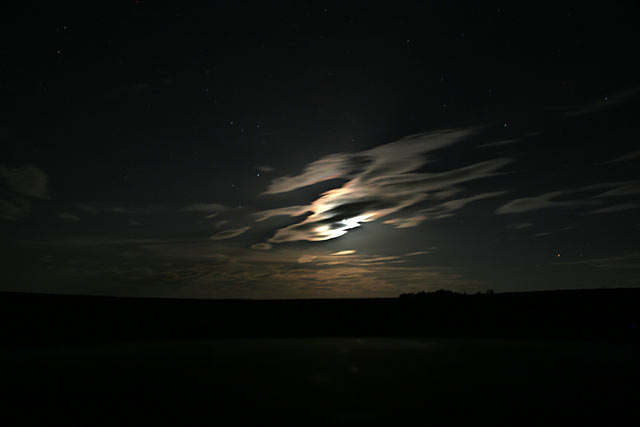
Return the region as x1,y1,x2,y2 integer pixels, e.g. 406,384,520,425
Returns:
2,3,639,298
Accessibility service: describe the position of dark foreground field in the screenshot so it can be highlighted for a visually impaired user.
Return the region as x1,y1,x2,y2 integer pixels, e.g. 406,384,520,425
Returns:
3,338,638,424
1,289,639,424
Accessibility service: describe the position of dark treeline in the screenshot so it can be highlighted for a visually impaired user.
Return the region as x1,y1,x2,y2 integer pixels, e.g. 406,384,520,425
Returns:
1,288,639,347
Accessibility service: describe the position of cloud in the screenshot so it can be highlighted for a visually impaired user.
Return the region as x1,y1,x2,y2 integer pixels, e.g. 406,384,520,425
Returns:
505,222,533,230
261,129,513,243
384,215,428,228
252,205,310,222
595,181,640,198
602,150,640,164
555,253,640,270
111,207,138,214
75,204,159,215
587,203,640,214
0,198,29,220
566,86,640,118
423,191,507,216
256,165,274,172
356,256,401,264
209,226,250,240
262,153,355,195
77,204,100,214
298,254,318,263
13,237,479,298
476,138,520,149
57,212,79,222
496,191,596,214
181,203,229,214
384,191,507,228
251,243,273,250
216,219,230,227
329,250,356,256
0,164,49,199
404,251,430,256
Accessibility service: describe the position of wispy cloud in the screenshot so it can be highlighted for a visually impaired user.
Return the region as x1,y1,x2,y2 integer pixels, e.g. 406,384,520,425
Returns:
505,222,533,230
251,242,273,250
555,253,640,270
329,250,356,256
252,205,310,222
587,203,640,214
384,192,507,228
595,181,640,198
11,237,480,298
602,150,640,164
404,251,430,256
261,129,513,243
255,165,275,173
181,203,229,214
476,138,520,149
0,198,30,220
111,207,138,214
383,215,428,228
0,164,49,199
496,191,596,214
57,212,80,222
209,226,250,240
77,204,100,214
567,86,640,117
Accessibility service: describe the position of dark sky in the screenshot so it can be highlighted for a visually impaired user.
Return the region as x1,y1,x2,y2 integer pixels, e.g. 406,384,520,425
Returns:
2,3,639,298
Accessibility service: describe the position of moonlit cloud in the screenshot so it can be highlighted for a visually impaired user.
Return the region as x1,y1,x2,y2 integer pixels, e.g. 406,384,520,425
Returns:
209,226,250,240
329,250,356,256
252,205,310,222
567,86,640,117
476,138,520,149
261,129,514,243
384,215,428,228
587,203,640,214
0,164,49,199
595,181,640,198
505,222,533,230
112,207,138,214
0,198,30,220
496,191,596,214
255,165,275,172
8,235,482,298
77,204,100,214
251,242,273,250
602,150,640,164
404,251,430,256
57,212,80,222
182,203,229,214
262,153,355,195
555,253,640,270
